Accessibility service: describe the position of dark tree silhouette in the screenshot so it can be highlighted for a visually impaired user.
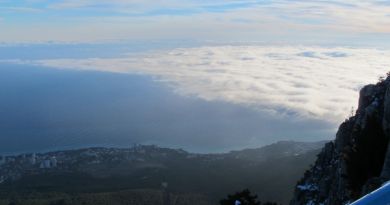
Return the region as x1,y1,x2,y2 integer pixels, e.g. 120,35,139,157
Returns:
220,189,260,205
50,199,67,205
220,189,279,205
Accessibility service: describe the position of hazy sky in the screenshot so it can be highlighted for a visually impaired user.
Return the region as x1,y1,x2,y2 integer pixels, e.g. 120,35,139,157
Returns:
1,0,390,153
0,0,390,46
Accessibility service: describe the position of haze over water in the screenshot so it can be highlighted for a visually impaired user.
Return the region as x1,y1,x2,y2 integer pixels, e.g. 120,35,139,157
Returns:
0,61,335,154
1,0,390,154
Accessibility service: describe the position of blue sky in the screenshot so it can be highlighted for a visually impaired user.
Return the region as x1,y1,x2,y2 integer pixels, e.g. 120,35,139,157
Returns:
0,0,390,46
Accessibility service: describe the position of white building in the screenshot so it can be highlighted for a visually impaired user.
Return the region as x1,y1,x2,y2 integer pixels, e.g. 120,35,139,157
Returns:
50,157,57,167
30,153,36,165
39,157,57,169
40,159,51,169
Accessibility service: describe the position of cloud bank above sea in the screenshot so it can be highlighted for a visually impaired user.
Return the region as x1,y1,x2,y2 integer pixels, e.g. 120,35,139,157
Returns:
18,45,390,123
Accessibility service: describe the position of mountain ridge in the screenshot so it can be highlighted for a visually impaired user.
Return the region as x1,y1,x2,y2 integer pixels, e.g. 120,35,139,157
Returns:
290,75,390,205
0,140,325,205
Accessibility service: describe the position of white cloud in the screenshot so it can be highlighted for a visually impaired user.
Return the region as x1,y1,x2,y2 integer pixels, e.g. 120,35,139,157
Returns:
44,0,258,12
0,6,42,12
28,46,390,123
1,1,390,43
42,0,390,36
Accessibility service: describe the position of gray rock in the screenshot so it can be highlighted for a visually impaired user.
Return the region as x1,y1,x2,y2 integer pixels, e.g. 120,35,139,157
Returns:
381,85,390,179
290,78,390,205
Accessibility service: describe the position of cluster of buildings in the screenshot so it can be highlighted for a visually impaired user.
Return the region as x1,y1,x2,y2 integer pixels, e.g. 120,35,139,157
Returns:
0,145,189,185
39,156,57,169
0,153,59,184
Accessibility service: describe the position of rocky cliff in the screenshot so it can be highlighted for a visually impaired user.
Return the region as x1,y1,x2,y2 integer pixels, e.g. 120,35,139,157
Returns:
290,76,390,205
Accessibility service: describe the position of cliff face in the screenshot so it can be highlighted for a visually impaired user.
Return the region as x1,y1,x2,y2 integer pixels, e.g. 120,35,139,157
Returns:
290,77,390,205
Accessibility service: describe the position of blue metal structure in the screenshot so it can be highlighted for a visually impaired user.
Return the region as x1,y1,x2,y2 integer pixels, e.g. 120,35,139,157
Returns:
350,181,390,205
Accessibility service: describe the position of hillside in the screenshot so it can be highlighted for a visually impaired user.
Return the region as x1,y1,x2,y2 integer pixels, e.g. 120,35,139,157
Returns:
0,189,214,205
0,141,325,205
290,76,390,205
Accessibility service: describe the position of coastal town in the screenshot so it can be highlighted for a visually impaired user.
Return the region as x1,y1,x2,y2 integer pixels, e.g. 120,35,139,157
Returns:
0,145,192,184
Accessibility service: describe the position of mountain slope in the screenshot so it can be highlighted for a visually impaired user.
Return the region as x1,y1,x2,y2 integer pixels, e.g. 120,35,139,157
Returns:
290,76,390,205
0,141,325,205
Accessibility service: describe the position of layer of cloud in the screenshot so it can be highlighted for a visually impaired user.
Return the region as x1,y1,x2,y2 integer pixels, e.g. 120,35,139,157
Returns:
24,46,390,123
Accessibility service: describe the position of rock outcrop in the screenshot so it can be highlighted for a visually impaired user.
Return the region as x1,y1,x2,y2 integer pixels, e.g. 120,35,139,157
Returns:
290,76,390,205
